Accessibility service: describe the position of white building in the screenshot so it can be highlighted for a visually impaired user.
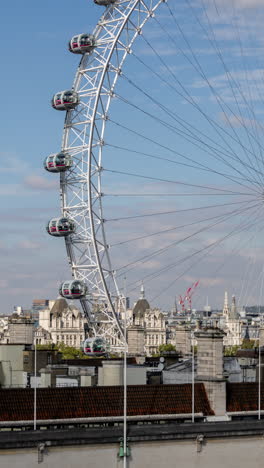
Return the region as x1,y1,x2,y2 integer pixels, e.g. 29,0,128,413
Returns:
39,298,85,348
223,292,242,347
131,285,166,356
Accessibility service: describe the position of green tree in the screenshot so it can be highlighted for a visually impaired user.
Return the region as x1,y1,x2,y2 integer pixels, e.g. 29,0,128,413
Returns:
241,339,257,349
158,344,176,353
36,342,88,359
224,345,239,356
36,343,58,351
57,342,86,359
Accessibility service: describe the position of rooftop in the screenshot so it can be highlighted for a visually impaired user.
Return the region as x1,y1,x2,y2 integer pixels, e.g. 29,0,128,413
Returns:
0,384,213,422
227,383,264,412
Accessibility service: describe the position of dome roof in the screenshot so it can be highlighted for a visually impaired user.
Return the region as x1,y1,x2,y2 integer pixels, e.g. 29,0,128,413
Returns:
132,284,150,317
133,299,150,316
50,298,69,317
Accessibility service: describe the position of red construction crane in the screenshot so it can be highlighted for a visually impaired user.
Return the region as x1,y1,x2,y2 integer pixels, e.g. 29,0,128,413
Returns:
178,281,199,314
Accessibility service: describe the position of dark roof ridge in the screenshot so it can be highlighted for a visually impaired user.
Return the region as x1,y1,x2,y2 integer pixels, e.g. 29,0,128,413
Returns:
0,383,213,421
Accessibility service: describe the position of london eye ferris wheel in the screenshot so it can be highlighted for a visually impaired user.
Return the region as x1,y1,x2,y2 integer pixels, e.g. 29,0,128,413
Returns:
45,0,264,351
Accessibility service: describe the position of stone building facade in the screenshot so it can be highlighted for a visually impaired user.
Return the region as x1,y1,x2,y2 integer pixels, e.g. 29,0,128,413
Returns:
0,313,34,345
129,286,166,356
222,293,242,347
39,298,85,348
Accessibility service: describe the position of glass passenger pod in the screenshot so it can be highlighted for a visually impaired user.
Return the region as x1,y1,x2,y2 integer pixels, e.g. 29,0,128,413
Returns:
94,0,116,5
46,217,75,237
83,337,107,356
59,280,87,299
44,152,72,173
69,34,96,54
51,90,79,111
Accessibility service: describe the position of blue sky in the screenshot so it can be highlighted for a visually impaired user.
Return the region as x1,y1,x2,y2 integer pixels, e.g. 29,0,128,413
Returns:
0,0,103,312
2,0,264,313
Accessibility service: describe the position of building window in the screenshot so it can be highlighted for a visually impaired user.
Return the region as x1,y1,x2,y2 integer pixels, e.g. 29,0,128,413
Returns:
23,355,29,364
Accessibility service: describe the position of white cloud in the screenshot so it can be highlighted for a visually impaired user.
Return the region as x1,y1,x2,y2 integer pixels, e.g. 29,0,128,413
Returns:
212,0,264,8
0,154,30,175
0,280,8,288
18,240,41,250
24,175,58,190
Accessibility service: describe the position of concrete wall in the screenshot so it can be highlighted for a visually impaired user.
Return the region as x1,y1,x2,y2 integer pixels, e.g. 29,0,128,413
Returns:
98,361,123,386
1,436,264,468
196,334,224,379
127,367,146,385
0,344,25,387
98,361,147,386
9,320,34,345
127,326,145,355
175,326,191,356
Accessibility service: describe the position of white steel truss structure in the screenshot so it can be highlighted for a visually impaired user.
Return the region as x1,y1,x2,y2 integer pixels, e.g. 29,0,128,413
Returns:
59,0,165,350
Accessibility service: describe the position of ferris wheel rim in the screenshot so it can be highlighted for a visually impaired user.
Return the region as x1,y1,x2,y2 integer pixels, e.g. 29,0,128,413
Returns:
49,0,264,349
59,0,165,346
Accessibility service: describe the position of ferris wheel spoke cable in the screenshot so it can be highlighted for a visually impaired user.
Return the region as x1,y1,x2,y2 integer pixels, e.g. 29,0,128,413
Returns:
146,205,264,303
196,0,264,142
229,3,264,163
237,223,261,308
104,167,259,195
106,142,260,191
130,51,263,188
138,36,262,184
114,87,262,188
139,24,264,186
242,14,264,113
205,214,264,289
128,210,263,297
208,216,264,306
106,193,252,197
128,205,263,299
174,0,264,172
194,0,264,179
131,218,257,300
116,200,261,275
109,117,262,191
110,204,261,248
149,222,263,304
107,199,259,223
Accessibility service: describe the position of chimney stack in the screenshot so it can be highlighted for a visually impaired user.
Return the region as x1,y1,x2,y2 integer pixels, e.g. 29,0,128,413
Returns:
195,327,226,416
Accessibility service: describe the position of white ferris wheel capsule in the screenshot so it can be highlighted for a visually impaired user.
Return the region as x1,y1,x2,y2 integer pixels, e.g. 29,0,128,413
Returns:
59,280,88,300
94,0,116,5
51,90,79,111
44,152,72,173
83,337,108,356
46,218,75,237
69,34,96,54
